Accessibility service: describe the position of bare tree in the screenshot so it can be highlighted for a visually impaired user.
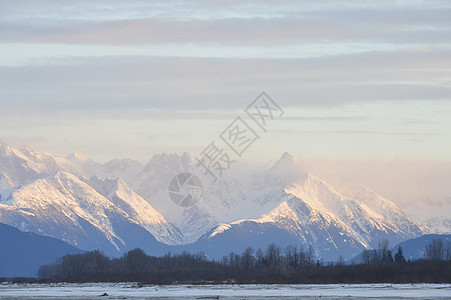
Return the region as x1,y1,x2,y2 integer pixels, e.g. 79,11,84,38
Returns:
426,239,445,261
378,239,389,262
255,248,264,272
362,249,372,264
446,240,451,261
241,247,254,273
265,243,282,274
337,255,345,266
306,244,315,267
298,246,307,267
285,245,298,268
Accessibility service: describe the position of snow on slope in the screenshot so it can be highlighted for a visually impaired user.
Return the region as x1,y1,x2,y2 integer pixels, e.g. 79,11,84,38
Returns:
0,139,141,186
0,171,173,255
0,139,430,260
102,159,143,182
130,152,218,244
0,139,43,185
0,171,125,251
204,153,425,260
0,140,182,249
284,174,425,244
63,151,103,178
129,152,288,244
0,139,97,186
129,151,425,257
86,176,184,245
306,159,451,235
0,173,14,189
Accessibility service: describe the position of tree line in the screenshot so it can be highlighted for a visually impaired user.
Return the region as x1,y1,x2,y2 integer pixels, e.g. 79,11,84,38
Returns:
37,239,451,284
362,238,451,264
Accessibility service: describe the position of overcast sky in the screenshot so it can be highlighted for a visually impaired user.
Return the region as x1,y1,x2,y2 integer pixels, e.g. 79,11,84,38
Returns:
0,0,450,163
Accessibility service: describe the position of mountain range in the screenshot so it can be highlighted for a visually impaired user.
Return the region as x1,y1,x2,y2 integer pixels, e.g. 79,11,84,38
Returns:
0,139,431,263
392,234,451,261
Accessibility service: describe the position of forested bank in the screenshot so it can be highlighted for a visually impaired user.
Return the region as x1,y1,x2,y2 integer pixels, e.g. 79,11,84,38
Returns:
35,239,451,284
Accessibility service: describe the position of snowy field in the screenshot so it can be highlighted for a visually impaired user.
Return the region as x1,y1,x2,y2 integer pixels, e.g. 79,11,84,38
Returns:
0,283,450,299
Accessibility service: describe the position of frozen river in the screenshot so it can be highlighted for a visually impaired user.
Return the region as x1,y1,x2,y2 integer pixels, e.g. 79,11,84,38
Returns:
0,283,450,299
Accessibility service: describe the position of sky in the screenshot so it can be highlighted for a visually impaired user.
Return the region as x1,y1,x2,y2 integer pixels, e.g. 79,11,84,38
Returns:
0,0,451,164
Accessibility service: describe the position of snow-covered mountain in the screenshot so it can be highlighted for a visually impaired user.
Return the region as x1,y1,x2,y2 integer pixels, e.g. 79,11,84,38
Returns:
0,138,99,186
0,171,176,256
85,175,183,245
128,152,251,244
193,153,425,260
0,138,142,187
305,159,451,236
0,139,428,260
102,159,143,182
0,139,46,186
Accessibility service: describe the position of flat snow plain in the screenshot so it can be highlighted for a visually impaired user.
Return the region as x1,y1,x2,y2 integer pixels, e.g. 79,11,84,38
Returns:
0,283,450,299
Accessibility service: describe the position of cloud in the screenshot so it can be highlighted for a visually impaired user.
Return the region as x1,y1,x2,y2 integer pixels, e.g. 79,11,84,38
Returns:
1,0,451,47
272,129,443,137
1,8,451,46
282,116,367,122
1,0,450,162
0,49,450,113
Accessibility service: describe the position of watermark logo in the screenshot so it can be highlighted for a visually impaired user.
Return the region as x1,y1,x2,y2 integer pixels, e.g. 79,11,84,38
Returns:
245,92,284,132
219,116,259,157
169,92,284,207
168,173,203,207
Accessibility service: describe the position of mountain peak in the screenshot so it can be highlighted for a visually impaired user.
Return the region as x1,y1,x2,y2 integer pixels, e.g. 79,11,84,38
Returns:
0,139,12,156
19,145,34,154
54,170,92,186
145,152,191,172
257,152,309,187
181,152,192,164
280,152,296,162
271,152,306,170
67,151,88,162
0,138,7,147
